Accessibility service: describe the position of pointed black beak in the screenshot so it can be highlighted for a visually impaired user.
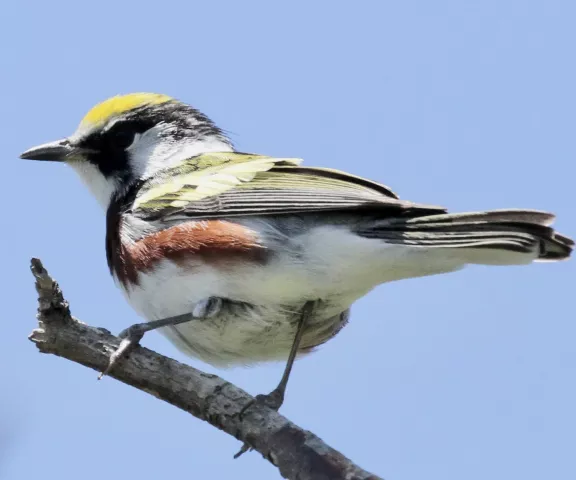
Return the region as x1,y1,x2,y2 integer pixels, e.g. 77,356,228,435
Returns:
20,138,75,162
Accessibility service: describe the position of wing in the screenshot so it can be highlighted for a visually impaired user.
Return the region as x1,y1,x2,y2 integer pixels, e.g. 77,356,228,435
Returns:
132,152,446,221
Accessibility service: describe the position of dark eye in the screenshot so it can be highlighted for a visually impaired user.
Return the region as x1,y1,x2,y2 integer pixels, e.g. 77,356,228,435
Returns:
111,128,137,149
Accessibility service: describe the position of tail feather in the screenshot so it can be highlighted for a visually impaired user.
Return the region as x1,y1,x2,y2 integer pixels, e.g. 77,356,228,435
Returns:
400,209,558,227
358,209,573,263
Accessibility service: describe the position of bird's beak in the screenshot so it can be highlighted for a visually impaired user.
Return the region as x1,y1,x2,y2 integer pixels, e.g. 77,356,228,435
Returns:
20,138,78,162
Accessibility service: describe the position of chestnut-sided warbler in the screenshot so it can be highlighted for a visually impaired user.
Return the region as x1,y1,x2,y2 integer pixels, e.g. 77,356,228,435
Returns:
20,93,573,412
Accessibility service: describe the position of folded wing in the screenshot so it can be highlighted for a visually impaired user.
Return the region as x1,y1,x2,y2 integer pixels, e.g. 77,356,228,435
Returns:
132,152,445,221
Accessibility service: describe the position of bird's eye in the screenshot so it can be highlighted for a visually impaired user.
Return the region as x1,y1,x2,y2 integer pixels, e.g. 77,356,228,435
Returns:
112,129,137,149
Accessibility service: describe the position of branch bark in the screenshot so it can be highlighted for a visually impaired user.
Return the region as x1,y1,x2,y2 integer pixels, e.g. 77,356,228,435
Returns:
28,258,382,480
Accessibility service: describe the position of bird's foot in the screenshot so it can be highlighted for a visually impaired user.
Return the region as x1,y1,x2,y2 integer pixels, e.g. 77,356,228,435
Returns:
98,323,147,380
99,297,224,379
248,388,286,412
234,387,285,458
239,386,286,418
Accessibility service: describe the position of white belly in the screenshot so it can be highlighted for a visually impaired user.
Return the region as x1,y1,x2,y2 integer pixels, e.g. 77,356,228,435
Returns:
118,225,466,366
118,258,364,366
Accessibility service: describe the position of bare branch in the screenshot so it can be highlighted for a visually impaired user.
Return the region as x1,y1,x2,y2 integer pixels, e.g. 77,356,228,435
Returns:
28,258,382,480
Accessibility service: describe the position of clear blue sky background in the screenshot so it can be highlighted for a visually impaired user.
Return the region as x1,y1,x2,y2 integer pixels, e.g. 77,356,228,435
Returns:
1,1,574,479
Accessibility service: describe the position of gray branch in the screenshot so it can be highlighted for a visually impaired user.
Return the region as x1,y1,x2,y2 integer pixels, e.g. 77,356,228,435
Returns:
28,258,382,480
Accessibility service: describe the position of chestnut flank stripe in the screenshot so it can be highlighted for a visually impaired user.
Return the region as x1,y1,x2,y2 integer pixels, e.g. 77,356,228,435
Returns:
111,221,267,287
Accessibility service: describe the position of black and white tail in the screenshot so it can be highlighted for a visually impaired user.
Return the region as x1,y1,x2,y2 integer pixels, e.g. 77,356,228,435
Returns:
360,209,573,265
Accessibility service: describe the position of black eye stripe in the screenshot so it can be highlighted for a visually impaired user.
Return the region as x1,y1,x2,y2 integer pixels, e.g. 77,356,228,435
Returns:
81,120,151,148
104,120,153,147
107,119,154,136
80,119,154,179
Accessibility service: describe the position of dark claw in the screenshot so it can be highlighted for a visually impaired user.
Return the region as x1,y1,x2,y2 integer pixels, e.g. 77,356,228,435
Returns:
98,324,146,379
253,389,285,411
238,388,284,419
234,388,286,458
233,443,251,459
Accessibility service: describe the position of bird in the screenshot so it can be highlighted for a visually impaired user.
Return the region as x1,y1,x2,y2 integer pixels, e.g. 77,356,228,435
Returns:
20,92,573,414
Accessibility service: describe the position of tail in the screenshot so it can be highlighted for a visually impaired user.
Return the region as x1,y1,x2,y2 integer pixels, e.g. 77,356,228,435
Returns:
359,209,573,265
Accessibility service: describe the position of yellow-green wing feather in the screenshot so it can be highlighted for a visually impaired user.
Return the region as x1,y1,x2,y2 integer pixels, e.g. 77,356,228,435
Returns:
133,152,445,219
134,152,303,208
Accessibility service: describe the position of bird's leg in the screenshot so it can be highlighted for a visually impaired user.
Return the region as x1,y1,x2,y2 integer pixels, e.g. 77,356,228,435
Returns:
98,297,223,379
252,300,315,410
235,300,316,458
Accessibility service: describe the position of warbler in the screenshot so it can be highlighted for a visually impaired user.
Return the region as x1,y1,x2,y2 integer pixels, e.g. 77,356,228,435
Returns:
20,93,573,411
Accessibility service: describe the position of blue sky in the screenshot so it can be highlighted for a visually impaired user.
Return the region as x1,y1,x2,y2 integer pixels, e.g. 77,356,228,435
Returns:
2,1,574,479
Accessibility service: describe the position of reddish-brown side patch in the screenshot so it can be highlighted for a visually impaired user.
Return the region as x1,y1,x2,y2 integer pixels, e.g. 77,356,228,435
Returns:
111,220,267,287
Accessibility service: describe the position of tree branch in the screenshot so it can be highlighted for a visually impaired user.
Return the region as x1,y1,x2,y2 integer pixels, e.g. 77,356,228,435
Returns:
28,258,382,480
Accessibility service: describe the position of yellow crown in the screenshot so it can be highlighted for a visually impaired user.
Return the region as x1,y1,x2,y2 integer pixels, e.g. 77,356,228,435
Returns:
80,93,173,128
